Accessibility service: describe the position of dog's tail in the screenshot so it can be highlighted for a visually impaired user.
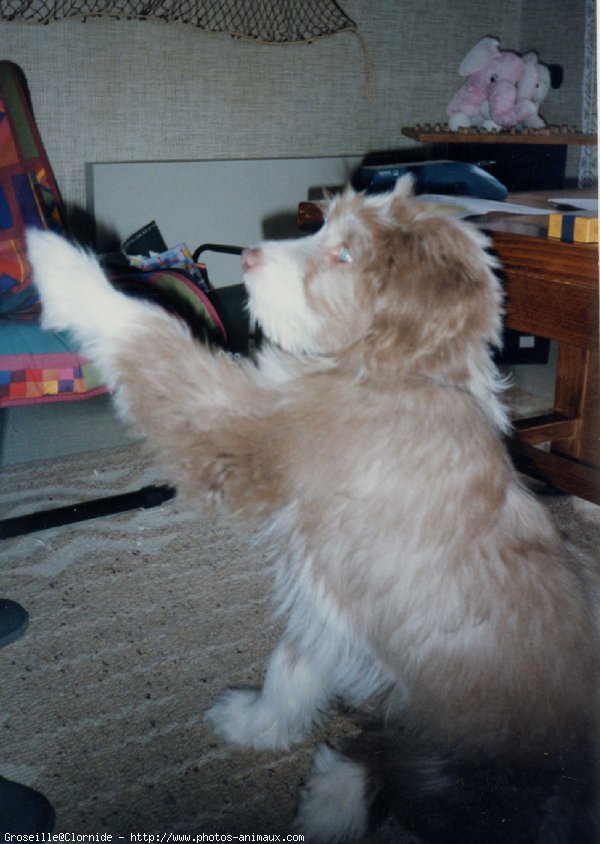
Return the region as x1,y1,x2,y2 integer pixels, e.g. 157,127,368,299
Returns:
293,729,598,843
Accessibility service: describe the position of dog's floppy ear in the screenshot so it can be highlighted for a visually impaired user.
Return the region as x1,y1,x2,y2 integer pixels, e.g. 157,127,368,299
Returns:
361,212,502,379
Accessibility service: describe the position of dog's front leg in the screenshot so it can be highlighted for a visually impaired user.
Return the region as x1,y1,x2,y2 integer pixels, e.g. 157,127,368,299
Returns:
28,229,217,389
206,634,334,752
27,230,163,384
28,230,270,505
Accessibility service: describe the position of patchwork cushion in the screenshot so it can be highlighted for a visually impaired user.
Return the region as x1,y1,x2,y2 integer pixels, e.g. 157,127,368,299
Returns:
0,320,105,407
0,267,228,408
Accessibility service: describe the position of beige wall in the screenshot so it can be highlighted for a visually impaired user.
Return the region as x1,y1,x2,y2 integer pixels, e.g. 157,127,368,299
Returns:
2,0,587,211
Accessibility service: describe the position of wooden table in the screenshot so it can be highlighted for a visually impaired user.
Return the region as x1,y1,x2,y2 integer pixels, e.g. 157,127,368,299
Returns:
298,192,599,503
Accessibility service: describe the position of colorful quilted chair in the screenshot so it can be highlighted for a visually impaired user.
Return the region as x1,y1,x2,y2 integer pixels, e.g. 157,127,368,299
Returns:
0,61,230,537
0,61,108,407
0,60,226,409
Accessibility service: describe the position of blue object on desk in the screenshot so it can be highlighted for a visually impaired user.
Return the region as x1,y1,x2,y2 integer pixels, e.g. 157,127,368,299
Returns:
353,160,508,201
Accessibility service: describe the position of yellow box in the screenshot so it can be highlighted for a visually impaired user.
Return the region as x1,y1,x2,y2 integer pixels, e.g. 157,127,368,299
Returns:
573,216,598,243
547,213,564,239
548,212,598,243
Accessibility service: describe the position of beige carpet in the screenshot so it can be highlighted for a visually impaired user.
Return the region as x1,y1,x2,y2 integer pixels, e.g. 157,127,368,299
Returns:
1,433,598,839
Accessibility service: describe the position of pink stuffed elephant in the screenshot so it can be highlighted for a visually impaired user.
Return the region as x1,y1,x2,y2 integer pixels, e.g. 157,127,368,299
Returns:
516,52,552,128
447,37,538,130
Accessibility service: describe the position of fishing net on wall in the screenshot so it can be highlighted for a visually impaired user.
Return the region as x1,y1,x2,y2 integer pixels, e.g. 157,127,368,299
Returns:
0,0,357,42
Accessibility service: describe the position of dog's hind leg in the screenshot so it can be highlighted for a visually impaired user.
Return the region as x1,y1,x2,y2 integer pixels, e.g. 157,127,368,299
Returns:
206,633,334,751
205,583,384,753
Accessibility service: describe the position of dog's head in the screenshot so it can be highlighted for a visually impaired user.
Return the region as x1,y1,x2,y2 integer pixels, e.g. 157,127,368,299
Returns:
242,177,503,382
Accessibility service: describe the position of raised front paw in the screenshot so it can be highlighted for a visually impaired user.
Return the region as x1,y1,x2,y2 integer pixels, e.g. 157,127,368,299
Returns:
27,229,135,343
205,688,305,752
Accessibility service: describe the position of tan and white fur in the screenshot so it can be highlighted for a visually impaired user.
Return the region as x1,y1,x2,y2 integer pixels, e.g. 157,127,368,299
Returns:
28,178,598,842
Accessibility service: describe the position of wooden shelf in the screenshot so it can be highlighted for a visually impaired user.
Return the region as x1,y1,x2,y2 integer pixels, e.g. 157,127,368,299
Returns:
402,126,597,146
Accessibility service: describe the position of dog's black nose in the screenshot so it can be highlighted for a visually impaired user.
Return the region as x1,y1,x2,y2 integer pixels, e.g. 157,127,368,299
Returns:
242,247,263,272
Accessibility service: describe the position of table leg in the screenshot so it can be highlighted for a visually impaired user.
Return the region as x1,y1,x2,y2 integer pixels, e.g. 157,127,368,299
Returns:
510,345,599,503
552,345,598,465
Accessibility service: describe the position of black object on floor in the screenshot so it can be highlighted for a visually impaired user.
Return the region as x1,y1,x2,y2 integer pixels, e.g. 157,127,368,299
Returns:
0,484,176,540
0,599,28,647
0,776,55,834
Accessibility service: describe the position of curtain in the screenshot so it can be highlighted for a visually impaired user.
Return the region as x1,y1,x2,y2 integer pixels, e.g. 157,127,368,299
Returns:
578,0,597,186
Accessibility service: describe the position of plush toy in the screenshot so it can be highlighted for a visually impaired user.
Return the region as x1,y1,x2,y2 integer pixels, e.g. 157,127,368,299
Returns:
516,51,563,128
447,36,538,131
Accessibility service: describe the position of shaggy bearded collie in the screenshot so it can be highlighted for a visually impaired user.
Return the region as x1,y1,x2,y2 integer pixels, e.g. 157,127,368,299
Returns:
28,177,598,842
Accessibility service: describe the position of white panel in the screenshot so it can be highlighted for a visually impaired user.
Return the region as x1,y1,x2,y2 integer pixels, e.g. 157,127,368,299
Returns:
87,156,361,286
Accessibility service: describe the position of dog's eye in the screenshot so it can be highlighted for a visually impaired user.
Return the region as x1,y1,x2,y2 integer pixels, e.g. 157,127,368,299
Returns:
333,244,353,264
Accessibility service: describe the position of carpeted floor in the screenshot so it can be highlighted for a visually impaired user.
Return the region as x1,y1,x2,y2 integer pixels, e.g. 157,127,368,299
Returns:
1,432,598,839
